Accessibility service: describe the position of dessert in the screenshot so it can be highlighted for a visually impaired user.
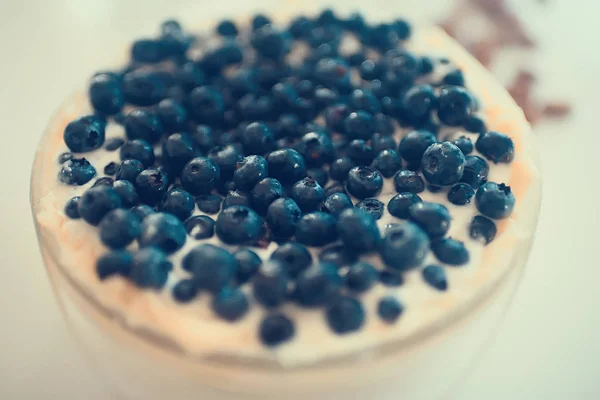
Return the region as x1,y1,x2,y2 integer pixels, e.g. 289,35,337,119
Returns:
31,8,540,398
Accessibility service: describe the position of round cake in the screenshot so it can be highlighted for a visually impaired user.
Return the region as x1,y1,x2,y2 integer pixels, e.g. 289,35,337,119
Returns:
32,9,540,368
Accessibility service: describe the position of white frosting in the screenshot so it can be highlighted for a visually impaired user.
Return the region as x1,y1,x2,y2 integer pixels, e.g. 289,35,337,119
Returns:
31,21,540,367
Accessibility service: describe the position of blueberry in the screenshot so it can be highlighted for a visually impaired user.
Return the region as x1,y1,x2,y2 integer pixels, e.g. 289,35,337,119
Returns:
295,212,338,247
131,39,169,63
251,24,291,60
156,99,188,133
252,260,289,308
162,133,196,174
422,265,448,291
371,133,397,153
259,313,295,347
96,250,133,280
344,111,376,140
138,212,186,253
356,198,384,220
93,177,114,187
129,247,172,289
447,183,475,205
377,297,404,323
208,145,243,181
272,82,299,110
338,208,381,253
318,243,358,267
443,69,465,86
359,59,383,81
98,209,141,249
385,51,420,89
233,155,268,191
78,185,122,225
470,215,497,244
275,114,302,139
120,139,155,168
431,238,470,265
223,189,251,208
200,42,244,72
130,204,155,221
122,69,168,106
216,205,263,245
476,131,515,163
379,222,429,271
251,178,283,214
232,249,261,284
175,62,206,92
371,149,402,178
296,131,335,167
401,85,436,124
464,115,487,134
241,122,275,155
58,157,96,185
393,170,425,193
421,142,466,185
216,19,238,36
111,180,138,208
172,279,198,303
116,159,144,182
191,125,215,154
183,244,238,293
211,287,249,322
350,89,381,114
347,139,376,166
330,157,356,181
398,130,437,166
135,168,169,205
314,58,351,90
288,15,314,38
346,166,383,199
270,242,312,278
195,194,222,214
419,56,434,74
306,167,329,187
387,192,422,219
189,86,225,124
475,182,516,219
294,264,342,308
124,109,164,144
180,157,220,196
264,197,300,239
103,162,119,176
344,12,366,32
408,202,451,238
460,155,489,188
326,296,365,334
437,86,475,126
452,136,473,155
89,73,124,115
158,188,194,221
325,104,351,133
314,87,339,109
291,177,325,213
345,262,378,293
321,192,353,217
324,182,348,198
252,14,272,31
428,184,443,193
63,115,106,153
57,152,73,164
184,215,215,239
379,269,404,287
64,196,81,219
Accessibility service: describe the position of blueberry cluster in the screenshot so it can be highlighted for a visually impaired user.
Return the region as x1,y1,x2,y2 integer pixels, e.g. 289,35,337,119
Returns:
57,9,517,348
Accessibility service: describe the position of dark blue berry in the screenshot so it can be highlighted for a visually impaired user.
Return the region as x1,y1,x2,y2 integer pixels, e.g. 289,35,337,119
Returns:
131,39,169,63
138,212,186,253
288,15,314,38
120,139,155,168
347,139,376,165
345,262,378,293
326,296,365,334
103,162,119,176
58,157,96,185
57,152,73,164
296,131,335,167
356,198,384,220
394,170,425,193
183,244,237,293
130,204,155,221
241,122,275,155
272,83,299,110
318,243,358,266
64,197,81,219
470,215,497,245
330,157,355,181
437,86,475,126
275,114,302,139
233,155,268,191
344,111,376,140
270,242,312,278
380,269,404,287
135,168,169,205
443,69,465,86
359,59,384,81
371,149,402,178
208,145,243,181
78,185,122,225
63,115,106,153
338,208,381,253
419,56,434,74
162,132,197,175
251,178,283,214
129,248,172,289
460,155,489,188
346,166,383,199
306,167,329,187
452,136,473,155
173,62,205,92
96,250,133,280
259,313,295,347
265,197,301,238
122,69,168,106
408,202,451,237
251,24,291,60
379,222,429,271
156,99,188,133
377,297,403,323
252,260,289,308
350,89,381,114
314,87,339,109
422,265,448,291
385,50,420,89
216,19,238,36
387,193,421,220
184,215,215,239
180,157,220,196
476,131,515,163
295,212,338,247
252,14,272,30
195,194,222,214
398,130,437,166
294,264,342,308
216,205,263,245
116,159,144,182
321,192,353,217
158,188,195,221
475,182,516,219
421,142,466,185
191,125,215,153
189,86,225,124
324,182,348,198
448,183,475,205
371,132,397,153
464,115,486,133
89,74,124,115
99,209,141,248
314,58,351,90
172,279,198,303
223,189,251,208
401,85,436,124
124,109,164,144
93,177,114,187
234,249,262,284
431,238,470,266
212,287,249,322
291,177,325,212
325,104,351,133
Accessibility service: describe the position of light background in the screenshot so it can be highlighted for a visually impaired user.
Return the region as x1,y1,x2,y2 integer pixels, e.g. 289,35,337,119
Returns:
0,0,599,398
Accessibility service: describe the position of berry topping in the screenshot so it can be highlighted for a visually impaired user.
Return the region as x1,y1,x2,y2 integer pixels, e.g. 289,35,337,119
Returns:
251,24,291,60
184,215,215,240
212,287,250,322
295,211,338,247
321,192,353,217
116,159,144,182
345,262,379,293
296,131,335,167
252,260,289,308
259,313,295,347
64,196,81,219
346,166,383,199
379,222,429,271
371,149,402,178
401,85,436,124
131,204,156,221
469,215,497,245
270,242,312,278
291,177,325,213
78,185,122,225
379,269,404,287
135,168,169,206
356,198,384,220
223,189,251,208
99,209,141,249
267,149,306,185
233,155,268,191
216,205,263,245
330,157,356,181
294,263,342,308
234,249,262,284
124,109,164,144
183,244,237,293
217,20,239,37
318,243,359,266
475,182,516,219
129,247,172,289
475,131,515,163
189,86,225,124
242,122,275,155
460,155,489,188
422,265,448,291
377,297,404,323
195,194,222,214
120,139,155,168
436,86,475,126
156,99,188,133
447,183,475,205
63,115,106,153
338,208,381,254
208,145,242,181
158,188,195,221
398,130,437,167
431,238,470,266
421,142,466,186
464,115,486,133
172,279,198,303
104,162,119,176
326,296,365,334
96,250,133,280
161,133,196,175
388,192,422,219
344,111,376,140
89,73,124,115
59,157,96,185
122,69,168,106
393,169,425,193
408,202,451,237
180,157,220,195
266,198,301,238
452,136,473,155
138,213,186,253
104,138,125,151
57,152,73,164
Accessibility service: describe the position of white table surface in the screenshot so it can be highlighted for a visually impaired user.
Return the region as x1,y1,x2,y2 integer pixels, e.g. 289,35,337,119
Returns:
1,0,599,398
